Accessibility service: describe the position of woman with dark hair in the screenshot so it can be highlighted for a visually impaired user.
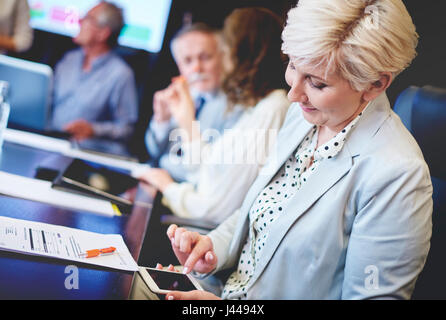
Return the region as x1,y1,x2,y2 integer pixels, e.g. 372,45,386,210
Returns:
140,8,290,224
221,7,287,108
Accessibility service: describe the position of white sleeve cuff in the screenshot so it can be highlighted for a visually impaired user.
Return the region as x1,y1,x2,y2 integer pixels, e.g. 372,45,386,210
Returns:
162,182,196,219
149,120,173,141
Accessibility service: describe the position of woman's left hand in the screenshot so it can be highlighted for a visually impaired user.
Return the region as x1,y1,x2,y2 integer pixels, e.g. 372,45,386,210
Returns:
155,263,221,300
139,168,174,192
165,290,221,300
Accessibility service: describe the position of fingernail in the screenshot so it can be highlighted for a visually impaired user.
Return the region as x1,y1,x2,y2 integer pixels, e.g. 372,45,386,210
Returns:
168,295,174,300
182,267,189,274
156,263,162,269
207,252,214,261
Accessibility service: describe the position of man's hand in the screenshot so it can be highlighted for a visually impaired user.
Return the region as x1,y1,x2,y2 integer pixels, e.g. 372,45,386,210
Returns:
64,119,94,140
165,77,200,141
152,89,172,123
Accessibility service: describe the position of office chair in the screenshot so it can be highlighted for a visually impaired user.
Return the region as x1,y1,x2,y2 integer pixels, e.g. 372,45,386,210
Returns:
393,85,446,299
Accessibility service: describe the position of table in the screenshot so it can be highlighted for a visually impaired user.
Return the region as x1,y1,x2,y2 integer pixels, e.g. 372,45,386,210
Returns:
0,141,156,299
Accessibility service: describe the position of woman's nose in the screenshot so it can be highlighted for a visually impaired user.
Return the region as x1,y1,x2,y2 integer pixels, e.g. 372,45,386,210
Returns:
287,80,309,104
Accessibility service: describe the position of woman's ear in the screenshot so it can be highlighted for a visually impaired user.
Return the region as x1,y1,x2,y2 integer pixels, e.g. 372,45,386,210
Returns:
362,72,393,101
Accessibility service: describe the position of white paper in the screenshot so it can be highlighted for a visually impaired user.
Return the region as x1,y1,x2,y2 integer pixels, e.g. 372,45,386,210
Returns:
0,216,138,271
0,171,116,217
3,128,151,176
4,128,71,153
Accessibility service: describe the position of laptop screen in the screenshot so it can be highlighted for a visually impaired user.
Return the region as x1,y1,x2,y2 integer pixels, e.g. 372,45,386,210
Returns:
0,55,53,132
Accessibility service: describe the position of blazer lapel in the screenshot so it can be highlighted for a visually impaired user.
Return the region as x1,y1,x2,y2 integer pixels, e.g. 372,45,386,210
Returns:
225,94,392,280
246,93,392,287
226,104,313,259
249,147,353,285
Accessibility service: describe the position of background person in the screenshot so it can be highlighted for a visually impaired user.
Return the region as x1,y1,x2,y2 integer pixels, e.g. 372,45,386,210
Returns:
140,7,290,224
160,0,432,300
51,1,138,141
145,23,243,182
0,0,33,53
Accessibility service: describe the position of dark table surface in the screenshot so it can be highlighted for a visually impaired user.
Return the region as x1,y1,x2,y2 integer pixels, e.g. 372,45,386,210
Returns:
0,141,156,299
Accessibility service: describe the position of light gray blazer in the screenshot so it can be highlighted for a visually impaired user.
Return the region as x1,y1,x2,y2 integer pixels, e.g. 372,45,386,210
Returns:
208,93,433,299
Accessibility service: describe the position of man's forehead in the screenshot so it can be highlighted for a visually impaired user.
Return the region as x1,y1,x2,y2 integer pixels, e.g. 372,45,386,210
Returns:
177,31,216,45
176,33,218,55
88,3,104,16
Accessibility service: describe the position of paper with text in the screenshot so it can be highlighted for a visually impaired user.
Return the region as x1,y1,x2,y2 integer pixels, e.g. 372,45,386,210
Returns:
0,216,138,271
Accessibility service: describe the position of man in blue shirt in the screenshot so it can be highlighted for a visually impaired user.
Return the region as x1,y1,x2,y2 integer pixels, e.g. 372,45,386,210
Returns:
51,2,138,141
145,23,243,182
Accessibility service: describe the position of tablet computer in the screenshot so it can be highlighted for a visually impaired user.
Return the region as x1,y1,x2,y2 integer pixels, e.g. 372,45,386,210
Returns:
52,158,139,210
71,138,139,163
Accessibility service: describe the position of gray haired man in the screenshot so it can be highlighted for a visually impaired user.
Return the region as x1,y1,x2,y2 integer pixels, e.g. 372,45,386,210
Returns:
51,1,138,141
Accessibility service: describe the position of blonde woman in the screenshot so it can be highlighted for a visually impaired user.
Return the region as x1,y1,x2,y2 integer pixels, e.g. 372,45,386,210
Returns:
162,0,433,300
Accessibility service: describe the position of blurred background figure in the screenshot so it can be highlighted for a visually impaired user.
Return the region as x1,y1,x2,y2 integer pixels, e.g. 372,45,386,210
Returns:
51,1,138,141
145,23,243,182
140,7,290,224
0,0,33,53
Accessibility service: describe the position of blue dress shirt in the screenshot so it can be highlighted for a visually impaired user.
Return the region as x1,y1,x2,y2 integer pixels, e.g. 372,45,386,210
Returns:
145,90,244,182
51,48,138,140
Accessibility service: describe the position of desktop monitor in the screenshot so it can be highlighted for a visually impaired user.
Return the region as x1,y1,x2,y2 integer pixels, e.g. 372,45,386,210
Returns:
0,54,53,131
28,0,173,53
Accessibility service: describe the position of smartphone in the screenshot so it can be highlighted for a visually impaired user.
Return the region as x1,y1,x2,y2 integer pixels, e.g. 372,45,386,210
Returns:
138,267,203,294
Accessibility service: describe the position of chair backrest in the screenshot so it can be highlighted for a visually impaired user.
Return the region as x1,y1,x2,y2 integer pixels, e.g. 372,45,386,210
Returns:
394,85,446,299
394,85,446,179
394,85,446,212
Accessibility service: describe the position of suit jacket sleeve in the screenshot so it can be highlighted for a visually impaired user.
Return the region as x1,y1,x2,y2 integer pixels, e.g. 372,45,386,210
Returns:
145,118,176,160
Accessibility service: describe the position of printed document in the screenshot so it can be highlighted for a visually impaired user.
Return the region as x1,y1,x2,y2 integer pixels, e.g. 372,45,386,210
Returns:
0,216,138,271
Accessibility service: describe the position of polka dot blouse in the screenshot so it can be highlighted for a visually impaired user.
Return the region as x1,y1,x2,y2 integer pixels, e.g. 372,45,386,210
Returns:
221,110,365,300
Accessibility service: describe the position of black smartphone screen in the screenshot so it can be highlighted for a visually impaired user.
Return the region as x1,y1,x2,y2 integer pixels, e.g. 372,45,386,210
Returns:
147,269,197,291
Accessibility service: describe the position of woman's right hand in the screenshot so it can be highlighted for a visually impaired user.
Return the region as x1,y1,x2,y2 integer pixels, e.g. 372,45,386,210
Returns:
166,224,217,275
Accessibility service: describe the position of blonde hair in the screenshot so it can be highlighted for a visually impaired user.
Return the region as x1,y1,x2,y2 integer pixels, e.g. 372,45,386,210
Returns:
282,0,418,91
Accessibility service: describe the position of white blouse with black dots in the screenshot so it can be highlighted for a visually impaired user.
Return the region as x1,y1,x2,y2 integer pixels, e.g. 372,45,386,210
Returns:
222,109,366,300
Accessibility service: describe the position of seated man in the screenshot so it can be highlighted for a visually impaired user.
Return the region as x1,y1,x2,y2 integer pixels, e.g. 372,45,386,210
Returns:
145,23,243,182
51,1,138,141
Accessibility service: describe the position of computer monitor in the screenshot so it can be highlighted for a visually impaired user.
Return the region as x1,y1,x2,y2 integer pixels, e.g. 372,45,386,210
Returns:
0,54,53,131
28,0,173,53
